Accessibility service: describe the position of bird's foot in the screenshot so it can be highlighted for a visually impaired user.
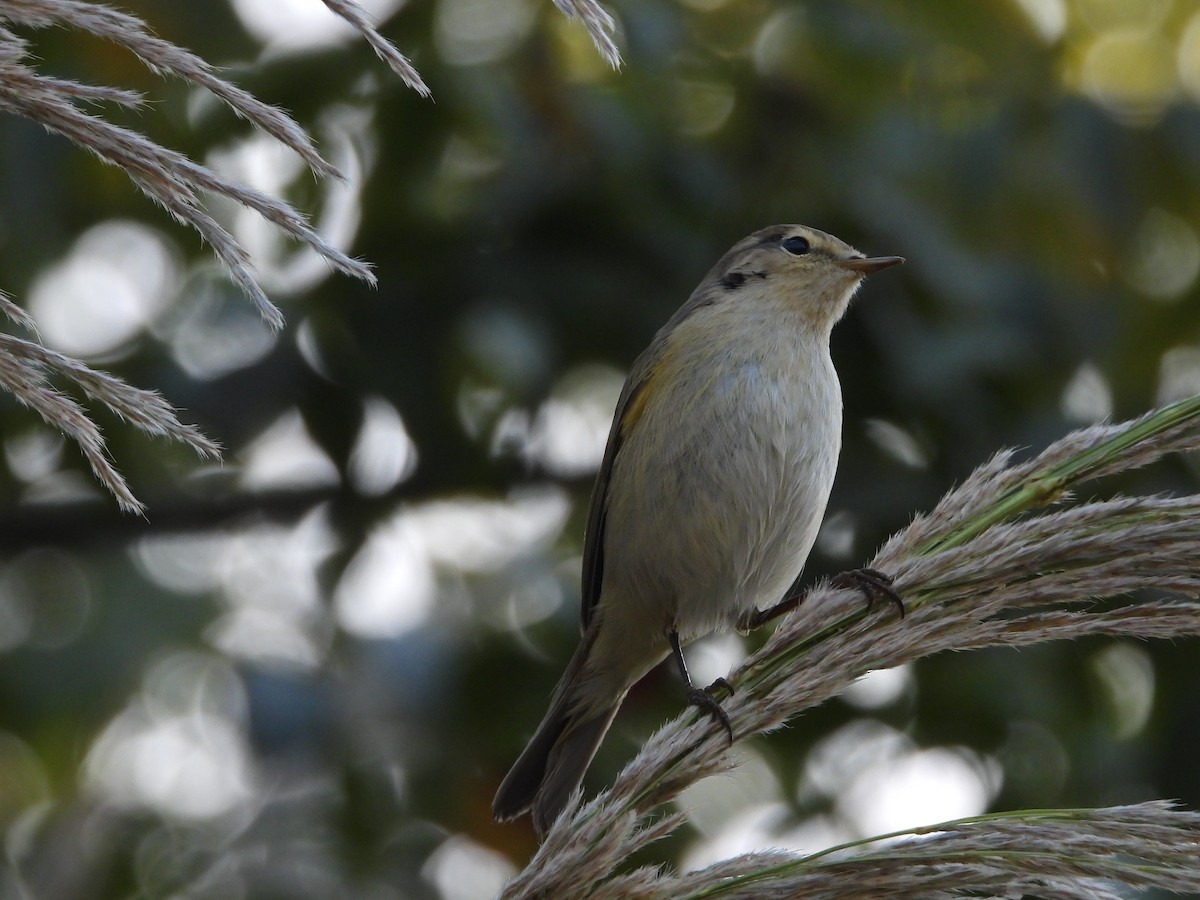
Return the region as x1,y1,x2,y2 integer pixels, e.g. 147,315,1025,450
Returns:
831,567,904,618
687,680,735,745
670,629,736,744
691,681,734,748
706,676,735,698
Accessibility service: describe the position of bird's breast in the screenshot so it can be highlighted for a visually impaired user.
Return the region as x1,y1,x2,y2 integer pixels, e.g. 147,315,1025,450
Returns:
600,330,843,640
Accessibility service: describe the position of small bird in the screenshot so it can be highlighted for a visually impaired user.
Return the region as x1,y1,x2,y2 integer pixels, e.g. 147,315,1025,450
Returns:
493,225,904,837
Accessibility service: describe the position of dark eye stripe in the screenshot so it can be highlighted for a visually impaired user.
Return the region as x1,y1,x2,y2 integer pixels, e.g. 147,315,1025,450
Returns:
720,269,768,291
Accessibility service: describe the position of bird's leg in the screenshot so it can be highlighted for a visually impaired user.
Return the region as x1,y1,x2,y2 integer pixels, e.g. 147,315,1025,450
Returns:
669,630,734,745
737,567,904,633
737,589,806,632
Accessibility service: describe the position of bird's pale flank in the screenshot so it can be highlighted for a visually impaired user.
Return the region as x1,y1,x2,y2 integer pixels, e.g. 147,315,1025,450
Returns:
493,225,904,837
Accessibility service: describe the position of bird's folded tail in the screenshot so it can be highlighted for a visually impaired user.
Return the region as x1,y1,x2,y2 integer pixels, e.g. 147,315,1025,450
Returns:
492,637,625,838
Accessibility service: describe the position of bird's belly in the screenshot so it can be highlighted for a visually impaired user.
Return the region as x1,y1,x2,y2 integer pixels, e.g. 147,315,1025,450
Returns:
601,362,841,643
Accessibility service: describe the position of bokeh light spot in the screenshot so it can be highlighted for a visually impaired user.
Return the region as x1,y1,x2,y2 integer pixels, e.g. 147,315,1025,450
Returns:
1008,0,1067,43
841,744,997,836
816,510,857,560
842,664,913,710
1091,642,1155,739
239,409,341,490
4,428,64,485
1076,0,1172,32
686,748,787,873
208,510,337,668
678,746,780,843
526,364,624,476
335,511,436,638
134,532,229,595
805,721,1000,837
864,419,930,469
685,632,746,687
91,712,253,819
422,834,516,900
0,549,92,651
335,487,569,638
675,79,736,137
1122,207,1200,301
997,720,1071,799
1061,361,1113,423
28,221,179,358
230,0,406,53
753,9,809,82
1156,345,1200,405
349,395,419,495
434,0,536,66
1078,27,1177,125
85,653,254,821
1179,10,1200,100
162,273,277,380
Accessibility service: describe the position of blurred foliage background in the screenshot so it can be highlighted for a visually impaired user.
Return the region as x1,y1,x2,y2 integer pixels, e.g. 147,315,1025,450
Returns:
2,0,1200,896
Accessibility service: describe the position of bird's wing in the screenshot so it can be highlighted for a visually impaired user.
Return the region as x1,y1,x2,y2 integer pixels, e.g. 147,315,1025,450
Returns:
579,363,658,630
578,288,715,630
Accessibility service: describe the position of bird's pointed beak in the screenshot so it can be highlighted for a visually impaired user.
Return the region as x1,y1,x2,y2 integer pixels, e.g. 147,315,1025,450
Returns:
835,255,905,275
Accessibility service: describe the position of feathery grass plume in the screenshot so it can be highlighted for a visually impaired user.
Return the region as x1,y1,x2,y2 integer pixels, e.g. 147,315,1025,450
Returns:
0,297,219,514
0,53,366,330
551,0,622,68
606,803,1200,899
500,395,1200,897
0,0,425,509
0,0,404,327
320,0,430,96
0,0,618,327
3,0,338,177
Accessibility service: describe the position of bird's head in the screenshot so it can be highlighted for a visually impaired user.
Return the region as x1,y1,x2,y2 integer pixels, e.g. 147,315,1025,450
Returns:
704,224,903,332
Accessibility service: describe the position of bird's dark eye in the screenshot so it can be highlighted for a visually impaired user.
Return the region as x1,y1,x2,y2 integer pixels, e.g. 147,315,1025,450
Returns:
782,235,810,255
